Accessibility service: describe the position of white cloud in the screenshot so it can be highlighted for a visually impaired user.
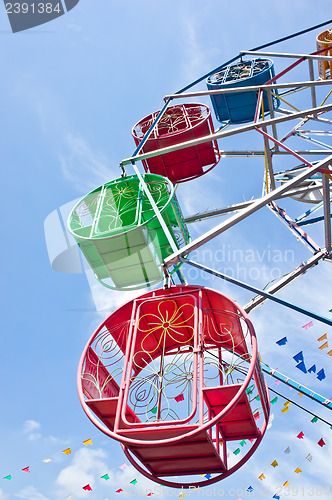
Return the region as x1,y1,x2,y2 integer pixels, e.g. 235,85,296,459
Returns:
15,486,49,500
23,420,42,441
55,447,109,498
0,489,9,500
59,133,115,194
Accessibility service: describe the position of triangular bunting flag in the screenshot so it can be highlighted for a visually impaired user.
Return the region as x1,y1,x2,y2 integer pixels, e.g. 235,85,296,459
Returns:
302,321,313,330
254,412,260,420
246,385,254,395
205,474,212,479
270,397,278,405
317,334,328,342
101,474,110,480
306,453,313,461
281,406,289,413
258,473,265,480
83,438,92,446
319,342,329,350
295,361,307,373
130,479,137,485
239,440,246,447
62,448,71,455
297,431,304,439
150,407,158,414
174,394,184,402
308,364,316,373
119,463,128,470
311,416,318,423
116,489,123,493
318,438,326,447
233,448,240,455
273,495,280,500
317,369,326,381
271,460,278,467
294,467,302,473
284,446,291,454
83,484,92,491
247,486,254,492
276,337,287,346
293,351,304,363
283,481,290,487
327,350,332,356
3,475,12,480
22,467,30,473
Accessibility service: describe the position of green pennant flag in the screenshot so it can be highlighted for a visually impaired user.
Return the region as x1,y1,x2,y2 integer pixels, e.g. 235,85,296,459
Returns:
270,396,278,405
151,407,158,414
239,440,246,447
255,395,260,401
329,309,332,313
3,475,12,480
233,448,241,455
130,479,138,485
311,416,318,423
101,474,110,480
246,385,254,395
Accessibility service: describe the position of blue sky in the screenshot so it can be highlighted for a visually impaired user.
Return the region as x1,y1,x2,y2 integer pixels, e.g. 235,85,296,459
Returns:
1,1,332,498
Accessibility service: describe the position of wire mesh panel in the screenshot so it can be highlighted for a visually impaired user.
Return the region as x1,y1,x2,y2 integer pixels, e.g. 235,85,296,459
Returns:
132,103,220,183
68,174,190,290
206,58,279,123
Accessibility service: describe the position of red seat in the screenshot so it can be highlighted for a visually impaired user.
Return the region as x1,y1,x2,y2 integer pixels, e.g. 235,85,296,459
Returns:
203,384,259,440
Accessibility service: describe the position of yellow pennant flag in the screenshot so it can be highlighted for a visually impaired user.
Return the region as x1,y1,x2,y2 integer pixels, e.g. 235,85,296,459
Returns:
83,439,93,446
294,467,302,474
284,401,291,406
62,448,71,456
327,350,332,356
281,406,289,413
319,342,329,350
271,460,278,468
283,481,290,487
317,333,327,342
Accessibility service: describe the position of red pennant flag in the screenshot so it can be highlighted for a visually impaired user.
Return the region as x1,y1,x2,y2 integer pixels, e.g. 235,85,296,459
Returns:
22,467,30,473
297,431,304,439
83,484,92,491
318,438,326,447
116,489,123,493
175,394,184,402
254,412,260,420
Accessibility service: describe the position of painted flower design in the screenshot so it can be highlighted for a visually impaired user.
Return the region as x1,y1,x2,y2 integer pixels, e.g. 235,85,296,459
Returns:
138,299,195,354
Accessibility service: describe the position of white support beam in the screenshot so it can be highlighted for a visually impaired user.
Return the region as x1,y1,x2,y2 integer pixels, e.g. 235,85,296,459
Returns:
120,103,332,167
322,173,332,252
164,156,332,268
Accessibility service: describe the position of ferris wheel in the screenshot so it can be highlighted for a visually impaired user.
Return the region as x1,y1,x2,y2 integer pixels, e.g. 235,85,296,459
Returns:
46,20,332,490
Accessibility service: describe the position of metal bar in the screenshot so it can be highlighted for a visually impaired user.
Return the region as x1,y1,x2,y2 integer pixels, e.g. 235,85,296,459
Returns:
261,124,275,190
181,258,332,327
120,103,332,167
164,157,332,267
322,173,332,251
268,201,321,255
164,79,332,101
184,185,330,224
244,251,326,312
260,362,332,411
297,214,332,227
308,59,317,111
216,150,332,156
267,89,279,153
131,164,178,253
241,50,332,61
296,201,325,222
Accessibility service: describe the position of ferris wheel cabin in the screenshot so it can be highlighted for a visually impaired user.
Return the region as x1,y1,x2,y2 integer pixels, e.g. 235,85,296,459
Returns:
206,58,279,124
132,103,220,184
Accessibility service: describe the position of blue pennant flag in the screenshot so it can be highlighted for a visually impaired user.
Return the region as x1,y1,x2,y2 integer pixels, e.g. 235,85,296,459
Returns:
308,364,316,373
296,361,307,373
293,351,304,363
317,368,326,381
276,337,288,346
